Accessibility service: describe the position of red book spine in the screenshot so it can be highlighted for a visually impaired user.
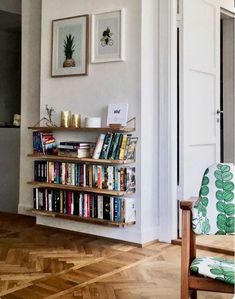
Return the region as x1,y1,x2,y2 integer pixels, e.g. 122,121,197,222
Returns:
67,191,72,214
87,194,90,218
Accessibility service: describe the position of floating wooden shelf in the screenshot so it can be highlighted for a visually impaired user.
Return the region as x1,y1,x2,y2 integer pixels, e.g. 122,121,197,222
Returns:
28,153,135,165
31,209,135,227
28,126,135,133
27,181,134,196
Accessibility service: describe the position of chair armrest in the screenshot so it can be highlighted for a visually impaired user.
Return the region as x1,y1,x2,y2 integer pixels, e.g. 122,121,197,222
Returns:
180,197,200,210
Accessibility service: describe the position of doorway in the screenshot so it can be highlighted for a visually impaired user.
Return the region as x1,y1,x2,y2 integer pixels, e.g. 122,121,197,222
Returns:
220,11,235,164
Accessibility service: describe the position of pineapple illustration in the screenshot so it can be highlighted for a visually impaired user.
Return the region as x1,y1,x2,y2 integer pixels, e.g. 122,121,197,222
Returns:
63,34,76,67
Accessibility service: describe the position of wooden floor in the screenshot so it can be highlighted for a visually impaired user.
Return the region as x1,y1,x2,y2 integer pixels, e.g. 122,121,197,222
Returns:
0,213,233,299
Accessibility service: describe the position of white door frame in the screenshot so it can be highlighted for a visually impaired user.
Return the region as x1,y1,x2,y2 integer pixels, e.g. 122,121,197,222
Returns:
158,0,178,242
158,0,235,242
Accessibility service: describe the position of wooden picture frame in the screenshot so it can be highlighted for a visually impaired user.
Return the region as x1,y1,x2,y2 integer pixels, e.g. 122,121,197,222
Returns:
91,9,125,63
51,15,89,77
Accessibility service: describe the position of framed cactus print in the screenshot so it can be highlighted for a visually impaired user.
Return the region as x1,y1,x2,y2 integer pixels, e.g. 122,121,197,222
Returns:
51,15,89,77
91,9,125,63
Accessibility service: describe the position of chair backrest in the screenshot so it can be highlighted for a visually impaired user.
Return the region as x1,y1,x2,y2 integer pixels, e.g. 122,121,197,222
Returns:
192,163,235,235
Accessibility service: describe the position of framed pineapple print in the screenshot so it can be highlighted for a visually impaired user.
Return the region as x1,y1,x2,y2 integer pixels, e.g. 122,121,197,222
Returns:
91,9,125,63
51,15,89,77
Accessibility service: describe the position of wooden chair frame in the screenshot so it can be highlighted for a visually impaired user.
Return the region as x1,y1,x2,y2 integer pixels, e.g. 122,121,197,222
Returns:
180,198,234,299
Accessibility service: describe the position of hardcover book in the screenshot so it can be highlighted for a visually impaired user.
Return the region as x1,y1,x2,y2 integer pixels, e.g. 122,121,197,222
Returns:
103,197,111,220
124,137,138,160
100,133,113,159
118,135,128,160
93,134,106,159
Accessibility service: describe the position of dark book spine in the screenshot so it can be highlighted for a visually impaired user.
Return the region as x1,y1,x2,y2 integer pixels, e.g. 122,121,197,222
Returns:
100,133,113,159
115,134,123,160
94,195,98,218
33,188,36,209
110,133,121,160
63,190,67,214
74,192,79,215
107,133,116,159
103,197,111,220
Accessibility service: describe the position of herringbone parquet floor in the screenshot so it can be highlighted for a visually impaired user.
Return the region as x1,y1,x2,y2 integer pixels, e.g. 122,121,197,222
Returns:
0,212,233,299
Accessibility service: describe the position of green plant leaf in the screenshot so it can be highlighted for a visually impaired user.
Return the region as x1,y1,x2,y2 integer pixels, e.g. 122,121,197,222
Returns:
222,171,233,181
224,276,235,285
190,266,199,273
215,179,223,189
201,206,207,216
224,203,235,216
201,221,210,234
216,201,225,213
220,165,231,172
216,190,224,201
223,191,234,202
217,213,227,224
214,170,222,180
225,226,235,234
215,230,226,235
202,176,209,186
210,268,223,275
217,220,226,231
200,186,209,197
223,181,234,192
226,217,235,228
201,197,208,207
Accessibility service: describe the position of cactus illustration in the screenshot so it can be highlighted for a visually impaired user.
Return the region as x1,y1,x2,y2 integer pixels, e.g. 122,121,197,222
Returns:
214,164,235,235
193,168,211,234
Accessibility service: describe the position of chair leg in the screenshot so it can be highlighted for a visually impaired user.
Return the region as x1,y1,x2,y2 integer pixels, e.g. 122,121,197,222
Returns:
181,284,190,299
191,290,197,299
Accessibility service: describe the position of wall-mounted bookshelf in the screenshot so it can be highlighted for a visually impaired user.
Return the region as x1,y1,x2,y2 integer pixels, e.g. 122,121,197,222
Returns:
31,209,135,227
28,153,135,165
27,181,133,196
28,126,135,133
28,126,137,227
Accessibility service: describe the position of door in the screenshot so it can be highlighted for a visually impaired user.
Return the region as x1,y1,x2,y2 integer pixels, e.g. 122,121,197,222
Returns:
221,13,235,163
181,0,221,199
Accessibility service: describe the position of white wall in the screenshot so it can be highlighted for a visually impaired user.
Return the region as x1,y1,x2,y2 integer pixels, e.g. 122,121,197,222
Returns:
0,0,21,14
37,0,158,244
220,0,235,12
18,0,41,214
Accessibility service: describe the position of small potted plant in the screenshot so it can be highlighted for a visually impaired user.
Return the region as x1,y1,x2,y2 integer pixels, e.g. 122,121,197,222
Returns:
63,34,76,67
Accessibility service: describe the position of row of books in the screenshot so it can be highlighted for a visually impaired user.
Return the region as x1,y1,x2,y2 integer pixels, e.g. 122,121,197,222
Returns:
93,133,138,160
33,131,57,154
33,188,136,223
34,161,135,192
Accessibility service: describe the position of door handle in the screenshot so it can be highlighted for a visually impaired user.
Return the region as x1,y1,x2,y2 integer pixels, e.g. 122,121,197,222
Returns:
216,110,224,114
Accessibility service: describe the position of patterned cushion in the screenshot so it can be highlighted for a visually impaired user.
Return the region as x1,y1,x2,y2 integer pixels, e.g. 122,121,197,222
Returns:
192,163,235,235
190,257,235,285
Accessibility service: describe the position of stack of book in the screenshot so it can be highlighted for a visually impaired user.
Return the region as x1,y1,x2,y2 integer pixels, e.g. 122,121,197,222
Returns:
93,133,138,160
33,188,136,223
58,141,95,158
33,131,57,155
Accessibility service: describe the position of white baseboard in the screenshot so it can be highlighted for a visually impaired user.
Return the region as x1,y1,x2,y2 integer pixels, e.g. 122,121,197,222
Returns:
18,204,34,216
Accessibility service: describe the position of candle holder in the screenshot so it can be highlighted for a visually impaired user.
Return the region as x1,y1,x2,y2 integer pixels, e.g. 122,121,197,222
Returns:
61,111,72,127
71,114,81,128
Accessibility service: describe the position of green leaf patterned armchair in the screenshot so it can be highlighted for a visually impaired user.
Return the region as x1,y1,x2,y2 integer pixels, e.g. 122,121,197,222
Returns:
180,163,234,298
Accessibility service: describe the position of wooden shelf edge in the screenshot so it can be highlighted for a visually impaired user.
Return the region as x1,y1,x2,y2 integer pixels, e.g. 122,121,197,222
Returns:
27,154,135,164
27,181,134,196
30,209,135,227
28,126,135,133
